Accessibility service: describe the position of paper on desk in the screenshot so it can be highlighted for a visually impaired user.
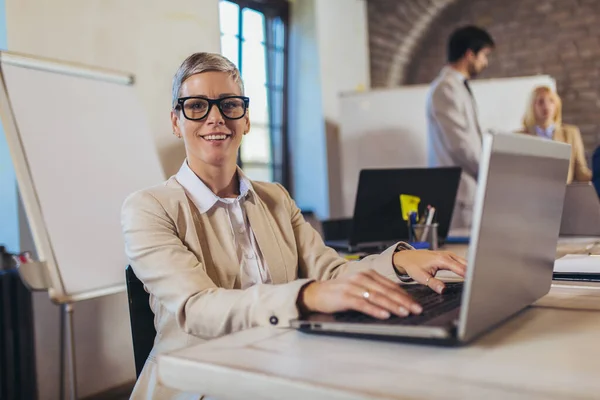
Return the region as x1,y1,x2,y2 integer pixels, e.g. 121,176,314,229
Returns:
554,254,600,274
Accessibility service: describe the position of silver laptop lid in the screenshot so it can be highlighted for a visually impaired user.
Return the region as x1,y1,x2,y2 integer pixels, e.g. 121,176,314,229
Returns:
458,133,571,342
560,182,600,236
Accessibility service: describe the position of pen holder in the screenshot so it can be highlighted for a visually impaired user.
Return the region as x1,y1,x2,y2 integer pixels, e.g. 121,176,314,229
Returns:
409,223,439,250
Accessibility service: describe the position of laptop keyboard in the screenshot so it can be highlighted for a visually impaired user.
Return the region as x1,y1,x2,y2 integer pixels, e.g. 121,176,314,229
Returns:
334,282,464,326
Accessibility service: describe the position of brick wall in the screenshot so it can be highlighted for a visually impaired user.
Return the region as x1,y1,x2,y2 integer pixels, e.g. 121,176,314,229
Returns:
368,0,456,87
368,0,600,151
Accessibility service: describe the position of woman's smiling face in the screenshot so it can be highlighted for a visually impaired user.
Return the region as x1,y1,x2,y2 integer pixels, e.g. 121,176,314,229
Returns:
171,71,250,169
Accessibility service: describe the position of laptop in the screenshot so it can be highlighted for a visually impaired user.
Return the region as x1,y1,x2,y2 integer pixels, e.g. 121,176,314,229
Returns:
292,133,571,346
560,182,600,236
326,167,461,252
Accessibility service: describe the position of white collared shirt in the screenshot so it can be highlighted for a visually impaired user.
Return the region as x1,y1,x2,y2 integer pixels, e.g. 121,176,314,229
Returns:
175,161,272,289
534,124,555,140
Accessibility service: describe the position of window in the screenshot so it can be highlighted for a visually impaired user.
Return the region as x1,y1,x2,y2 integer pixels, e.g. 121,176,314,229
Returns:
219,0,289,186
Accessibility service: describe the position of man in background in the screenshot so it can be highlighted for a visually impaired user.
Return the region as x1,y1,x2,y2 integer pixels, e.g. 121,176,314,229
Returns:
426,25,494,230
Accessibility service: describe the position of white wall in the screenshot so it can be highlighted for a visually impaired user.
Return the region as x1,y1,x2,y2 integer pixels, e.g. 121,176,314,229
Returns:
289,0,370,218
288,0,329,218
317,0,370,218
5,0,221,398
315,0,370,123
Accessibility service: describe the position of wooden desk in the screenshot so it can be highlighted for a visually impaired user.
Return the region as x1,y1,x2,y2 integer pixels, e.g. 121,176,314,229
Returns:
158,305,600,399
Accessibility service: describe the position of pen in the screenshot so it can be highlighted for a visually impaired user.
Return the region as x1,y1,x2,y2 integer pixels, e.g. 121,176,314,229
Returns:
420,206,436,242
422,207,429,225
409,211,417,240
418,210,426,224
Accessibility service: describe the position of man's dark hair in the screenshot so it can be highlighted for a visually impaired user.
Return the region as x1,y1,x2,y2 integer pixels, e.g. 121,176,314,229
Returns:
447,25,494,63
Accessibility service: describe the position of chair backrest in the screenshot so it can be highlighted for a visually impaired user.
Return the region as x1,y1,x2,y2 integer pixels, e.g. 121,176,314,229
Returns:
321,218,353,241
125,265,156,378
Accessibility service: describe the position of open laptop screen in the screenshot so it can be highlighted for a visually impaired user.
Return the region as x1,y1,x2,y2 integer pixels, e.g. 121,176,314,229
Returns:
350,167,461,245
458,133,570,342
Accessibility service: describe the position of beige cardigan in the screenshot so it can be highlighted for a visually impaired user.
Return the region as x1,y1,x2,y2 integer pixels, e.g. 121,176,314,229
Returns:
520,124,592,183
121,175,403,399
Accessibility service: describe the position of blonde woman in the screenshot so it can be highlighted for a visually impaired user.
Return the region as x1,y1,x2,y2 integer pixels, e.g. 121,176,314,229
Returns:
520,86,592,182
121,52,466,399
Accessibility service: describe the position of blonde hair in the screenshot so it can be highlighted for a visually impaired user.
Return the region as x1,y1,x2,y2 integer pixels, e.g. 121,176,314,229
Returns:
171,52,244,109
522,86,562,131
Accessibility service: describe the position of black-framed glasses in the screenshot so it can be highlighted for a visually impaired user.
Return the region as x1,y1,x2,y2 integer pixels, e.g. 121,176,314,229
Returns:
176,96,250,121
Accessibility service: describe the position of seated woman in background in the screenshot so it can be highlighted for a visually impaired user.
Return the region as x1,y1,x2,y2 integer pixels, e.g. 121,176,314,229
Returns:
121,52,466,400
519,85,592,183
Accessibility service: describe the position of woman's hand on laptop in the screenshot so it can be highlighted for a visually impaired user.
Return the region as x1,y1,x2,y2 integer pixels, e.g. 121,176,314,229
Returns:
297,270,423,320
393,250,467,294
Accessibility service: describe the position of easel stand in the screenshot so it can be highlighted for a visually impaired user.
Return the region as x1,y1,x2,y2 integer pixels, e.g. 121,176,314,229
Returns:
15,259,79,400
60,303,78,400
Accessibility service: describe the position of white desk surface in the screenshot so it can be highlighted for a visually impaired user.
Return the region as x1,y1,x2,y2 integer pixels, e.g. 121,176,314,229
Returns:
159,305,600,400
444,236,600,259
158,238,600,399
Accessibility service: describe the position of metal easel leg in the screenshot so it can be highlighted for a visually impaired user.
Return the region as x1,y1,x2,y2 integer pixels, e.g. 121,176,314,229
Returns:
60,304,65,400
61,303,78,400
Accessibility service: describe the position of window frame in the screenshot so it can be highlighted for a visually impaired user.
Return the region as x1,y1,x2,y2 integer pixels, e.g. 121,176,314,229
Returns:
220,0,291,190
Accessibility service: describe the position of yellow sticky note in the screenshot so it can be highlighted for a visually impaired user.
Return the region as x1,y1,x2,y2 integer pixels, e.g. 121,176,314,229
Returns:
400,194,420,221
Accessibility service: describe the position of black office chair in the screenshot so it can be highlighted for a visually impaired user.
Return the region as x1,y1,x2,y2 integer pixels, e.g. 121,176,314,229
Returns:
321,218,353,241
125,265,156,378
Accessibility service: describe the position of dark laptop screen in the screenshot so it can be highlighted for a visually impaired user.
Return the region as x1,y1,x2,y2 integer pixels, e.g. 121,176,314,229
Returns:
350,167,461,245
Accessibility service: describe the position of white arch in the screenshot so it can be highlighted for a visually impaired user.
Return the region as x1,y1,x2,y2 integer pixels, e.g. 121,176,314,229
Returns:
385,0,457,87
